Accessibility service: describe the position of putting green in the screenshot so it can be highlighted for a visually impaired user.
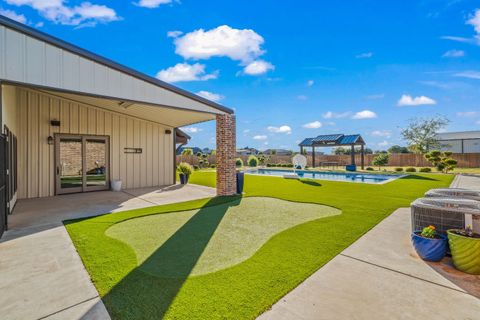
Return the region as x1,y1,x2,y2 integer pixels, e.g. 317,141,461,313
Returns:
106,197,340,277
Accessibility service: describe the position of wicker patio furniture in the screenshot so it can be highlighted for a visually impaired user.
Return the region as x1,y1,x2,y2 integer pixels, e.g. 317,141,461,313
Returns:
411,198,480,235
425,188,480,201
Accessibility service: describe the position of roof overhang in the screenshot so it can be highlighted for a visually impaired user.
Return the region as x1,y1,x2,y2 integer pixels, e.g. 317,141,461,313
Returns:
0,15,233,118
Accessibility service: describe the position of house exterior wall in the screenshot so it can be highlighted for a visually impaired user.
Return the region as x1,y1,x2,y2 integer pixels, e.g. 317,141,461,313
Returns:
7,86,174,199
0,25,227,116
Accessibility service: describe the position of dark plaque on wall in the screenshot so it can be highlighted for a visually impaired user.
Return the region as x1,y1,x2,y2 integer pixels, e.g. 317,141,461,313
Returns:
124,147,142,154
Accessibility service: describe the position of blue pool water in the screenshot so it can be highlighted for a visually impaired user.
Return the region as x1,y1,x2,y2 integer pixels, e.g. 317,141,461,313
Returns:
245,169,402,184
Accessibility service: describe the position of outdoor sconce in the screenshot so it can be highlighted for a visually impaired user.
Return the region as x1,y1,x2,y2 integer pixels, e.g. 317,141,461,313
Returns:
165,129,172,134
47,136,54,145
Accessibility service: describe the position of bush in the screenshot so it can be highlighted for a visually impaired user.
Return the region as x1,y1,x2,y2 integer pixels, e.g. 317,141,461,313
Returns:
177,162,193,176
424,150,457,173
395,167,403,172
247,155,259,167
266,163,273,167
405,167,416,172
419,167,432,173
193,165,199,170
235,158,244,167
210,164,216,168
286,163,294,168
366,167,374,171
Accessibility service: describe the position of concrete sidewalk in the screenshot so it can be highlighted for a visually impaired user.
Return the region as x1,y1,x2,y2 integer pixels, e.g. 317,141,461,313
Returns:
259,174,480,320
0,184,215,320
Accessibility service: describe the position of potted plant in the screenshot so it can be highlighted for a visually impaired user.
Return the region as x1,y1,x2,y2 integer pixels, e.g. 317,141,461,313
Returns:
177,162,193,185
447,226,480,274
411,225,447,262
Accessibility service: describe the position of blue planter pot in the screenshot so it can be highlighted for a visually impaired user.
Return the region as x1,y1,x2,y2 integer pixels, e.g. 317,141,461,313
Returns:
179,173,189,185
411,232,447,262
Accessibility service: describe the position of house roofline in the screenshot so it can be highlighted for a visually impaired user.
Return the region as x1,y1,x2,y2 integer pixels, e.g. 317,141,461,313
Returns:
0,15,234,115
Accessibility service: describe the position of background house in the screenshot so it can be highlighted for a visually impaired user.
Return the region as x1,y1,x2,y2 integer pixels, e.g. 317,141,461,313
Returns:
435,131,480,154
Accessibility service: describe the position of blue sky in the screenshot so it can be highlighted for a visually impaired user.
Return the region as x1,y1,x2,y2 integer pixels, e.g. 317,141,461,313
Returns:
1,0,480,152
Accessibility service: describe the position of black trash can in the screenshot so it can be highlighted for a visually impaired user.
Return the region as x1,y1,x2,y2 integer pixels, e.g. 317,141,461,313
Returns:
236,171,245,194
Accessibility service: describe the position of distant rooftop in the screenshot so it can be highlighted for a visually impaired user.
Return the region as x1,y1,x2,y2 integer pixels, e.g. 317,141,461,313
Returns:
299,134,365,147
436,131,480,141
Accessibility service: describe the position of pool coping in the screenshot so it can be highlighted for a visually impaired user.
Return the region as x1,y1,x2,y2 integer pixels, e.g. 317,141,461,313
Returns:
243,168,406,185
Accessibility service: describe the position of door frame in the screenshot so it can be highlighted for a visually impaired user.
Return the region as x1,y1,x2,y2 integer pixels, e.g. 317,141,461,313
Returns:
55,133,110,195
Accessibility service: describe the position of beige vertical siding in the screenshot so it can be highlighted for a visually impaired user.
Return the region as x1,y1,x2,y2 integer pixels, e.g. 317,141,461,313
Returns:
12,87,174,199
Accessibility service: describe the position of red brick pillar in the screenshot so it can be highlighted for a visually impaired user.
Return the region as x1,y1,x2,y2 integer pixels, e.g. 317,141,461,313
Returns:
216,114,237,196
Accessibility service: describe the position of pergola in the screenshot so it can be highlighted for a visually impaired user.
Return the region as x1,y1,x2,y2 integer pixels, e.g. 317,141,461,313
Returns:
299,134,366,169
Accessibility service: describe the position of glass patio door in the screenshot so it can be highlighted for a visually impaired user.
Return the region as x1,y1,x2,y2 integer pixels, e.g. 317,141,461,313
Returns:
55,134,109,195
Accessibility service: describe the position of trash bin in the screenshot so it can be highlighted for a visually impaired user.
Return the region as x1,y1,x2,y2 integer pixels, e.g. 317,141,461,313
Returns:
236,171,244,194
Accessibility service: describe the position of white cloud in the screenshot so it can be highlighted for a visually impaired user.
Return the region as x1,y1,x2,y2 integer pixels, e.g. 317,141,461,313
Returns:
253,135,267,140
243,60,274,75
297,95,308,101
5,0,119,26
156,63,218,83
467,9,480,36
182,127,202,133
167,30,183,38
243,129,250,134
442,49,465,58
302,121,322,129
0,8,27,24
397,94,436,106
454,70,480,79
352,110,377,119
196,90,224,102
322,111,351,119
307,80,314,87
378,140,390,147
457,111,478,117
136,0,172,9
356,52,373,58
267,125,292,134
371,130,391,138
174,25,265,63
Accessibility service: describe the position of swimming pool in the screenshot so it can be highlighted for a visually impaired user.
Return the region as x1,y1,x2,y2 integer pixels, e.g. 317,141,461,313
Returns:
245,168,402,184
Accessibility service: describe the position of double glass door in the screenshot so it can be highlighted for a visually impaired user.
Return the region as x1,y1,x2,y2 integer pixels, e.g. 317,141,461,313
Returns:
55,134,110,195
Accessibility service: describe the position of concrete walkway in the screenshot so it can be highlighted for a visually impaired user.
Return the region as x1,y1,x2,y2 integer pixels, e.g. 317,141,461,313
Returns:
0,184,216,320
259,174,480,320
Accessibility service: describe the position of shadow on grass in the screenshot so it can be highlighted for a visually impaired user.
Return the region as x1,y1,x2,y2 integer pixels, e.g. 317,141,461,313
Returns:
299,179,323,187
400,174,438,181
101,196,242,319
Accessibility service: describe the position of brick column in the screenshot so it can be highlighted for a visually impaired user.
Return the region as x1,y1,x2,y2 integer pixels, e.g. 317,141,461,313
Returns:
216,114,237,196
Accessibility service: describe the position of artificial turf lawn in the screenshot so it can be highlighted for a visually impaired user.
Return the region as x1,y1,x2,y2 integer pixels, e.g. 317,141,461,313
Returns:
106,197,340,277
65,172,453,319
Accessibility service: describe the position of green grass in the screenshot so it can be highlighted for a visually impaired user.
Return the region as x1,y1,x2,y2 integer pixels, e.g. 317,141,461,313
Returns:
65,171,453,319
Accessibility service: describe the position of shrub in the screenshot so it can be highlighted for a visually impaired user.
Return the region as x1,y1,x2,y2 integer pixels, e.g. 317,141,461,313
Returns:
286,164,294,168
177,162,193,176
210,164,216,168
405,167,416,172
235,158,244,167
419,167,432,173
395,167,403,172
424,150,457,173
266,163,273,167
366,167,374,171
181,148,193,155
193,165,199,170
247,155,259,167
373,153,389,170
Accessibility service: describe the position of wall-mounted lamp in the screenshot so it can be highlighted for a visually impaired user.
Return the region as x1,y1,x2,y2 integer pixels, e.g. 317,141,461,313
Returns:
47,136,54,145
50,120,61,127
165,129,172,134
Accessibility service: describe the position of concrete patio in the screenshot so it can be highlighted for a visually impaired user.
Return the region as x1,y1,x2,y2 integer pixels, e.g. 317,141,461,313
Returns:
0,184,215,320
258,174,480,320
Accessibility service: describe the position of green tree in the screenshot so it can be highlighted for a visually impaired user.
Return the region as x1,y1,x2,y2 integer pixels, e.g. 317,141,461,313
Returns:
400,116,449,154
247,155,259,167
334,147,347,155
181,148,193,155
424,150,458,173
388,145,410,154
372,153,389,170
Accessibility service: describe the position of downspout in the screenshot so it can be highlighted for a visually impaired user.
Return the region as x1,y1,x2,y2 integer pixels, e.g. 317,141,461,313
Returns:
173,128,177,184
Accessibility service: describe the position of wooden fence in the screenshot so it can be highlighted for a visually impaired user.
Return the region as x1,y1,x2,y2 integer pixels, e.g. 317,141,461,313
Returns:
176,153,480,168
